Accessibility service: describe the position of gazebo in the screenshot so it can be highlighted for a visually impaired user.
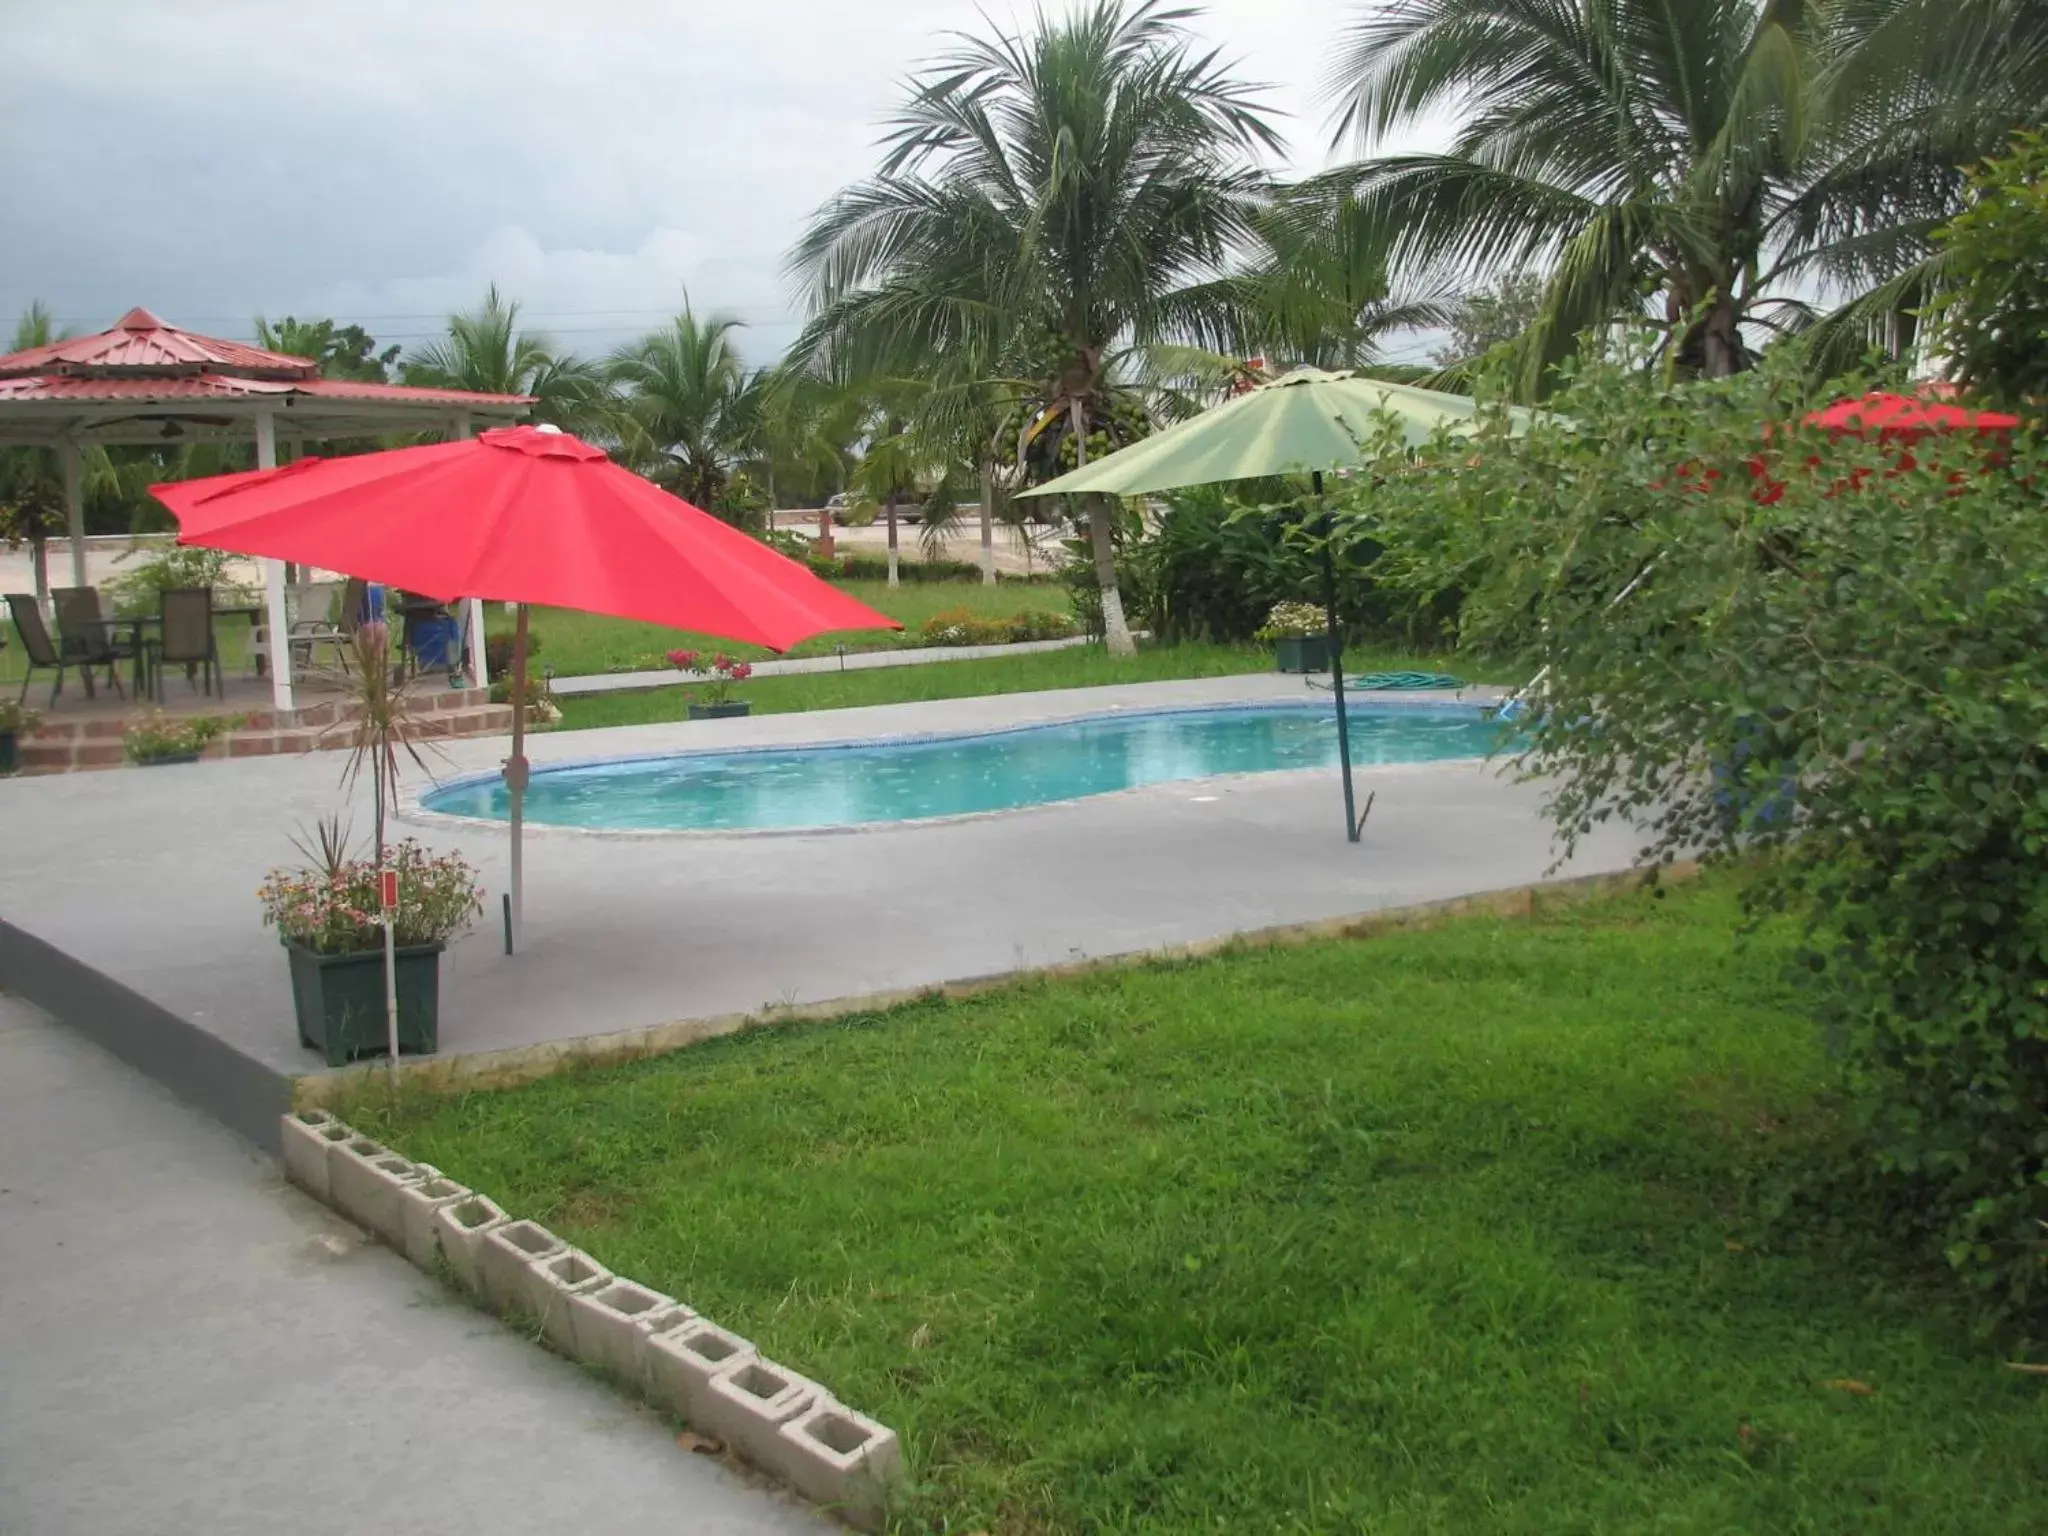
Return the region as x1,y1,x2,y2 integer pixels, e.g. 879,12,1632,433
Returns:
0,307,531,711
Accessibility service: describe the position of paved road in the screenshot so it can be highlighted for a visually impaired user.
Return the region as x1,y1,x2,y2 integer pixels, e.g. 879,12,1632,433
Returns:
0,994,824,1536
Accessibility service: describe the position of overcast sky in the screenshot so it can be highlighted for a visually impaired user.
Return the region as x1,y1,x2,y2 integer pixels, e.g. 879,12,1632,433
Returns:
2,1,1436,366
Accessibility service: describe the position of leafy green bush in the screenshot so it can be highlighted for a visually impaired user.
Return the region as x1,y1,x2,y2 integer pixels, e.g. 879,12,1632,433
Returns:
919,607,1079,647
105,545,249,616
1360,338,2048,1309
1933,132,2048,411
483,629,541,682
123,708,242,762
806,553,986,583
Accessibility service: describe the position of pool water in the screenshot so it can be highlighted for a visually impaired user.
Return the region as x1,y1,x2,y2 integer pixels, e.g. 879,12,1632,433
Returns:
421,704,1508,833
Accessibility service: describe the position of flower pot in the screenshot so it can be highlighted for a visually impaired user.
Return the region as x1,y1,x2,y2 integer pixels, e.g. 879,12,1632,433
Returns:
1274,634,1330,674
688,701,753,720
284,937,443,1067
0,730,17,774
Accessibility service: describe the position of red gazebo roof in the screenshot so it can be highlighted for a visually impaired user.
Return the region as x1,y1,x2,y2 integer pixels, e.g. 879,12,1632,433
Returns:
0,306,533,445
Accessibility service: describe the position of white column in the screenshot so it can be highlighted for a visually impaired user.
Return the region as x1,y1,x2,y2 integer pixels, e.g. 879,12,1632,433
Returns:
451,414,488,690
59,436,85,590
256,409,294,713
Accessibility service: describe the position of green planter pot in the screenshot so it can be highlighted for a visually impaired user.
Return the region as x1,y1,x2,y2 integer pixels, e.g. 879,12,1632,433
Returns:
0,730,17,774
688,701,753,721
1274,634,1331,674
132,752,199,767
284,938,443,1067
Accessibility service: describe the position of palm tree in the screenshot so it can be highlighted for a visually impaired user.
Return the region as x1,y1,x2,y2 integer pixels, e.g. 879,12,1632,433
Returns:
1325,0,2048,390
790,0,1280,655
608,301,758,513
1215,192,1453,372
402,285,610,432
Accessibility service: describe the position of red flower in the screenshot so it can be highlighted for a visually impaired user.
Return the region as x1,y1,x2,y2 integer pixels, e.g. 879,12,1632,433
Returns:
667,649,699,670
728,661,753,681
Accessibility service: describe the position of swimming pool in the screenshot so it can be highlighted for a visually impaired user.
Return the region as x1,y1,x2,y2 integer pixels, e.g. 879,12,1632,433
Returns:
419,703,1508,833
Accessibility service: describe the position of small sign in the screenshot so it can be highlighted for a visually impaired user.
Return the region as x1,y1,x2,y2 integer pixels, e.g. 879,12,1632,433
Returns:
379,868,399,911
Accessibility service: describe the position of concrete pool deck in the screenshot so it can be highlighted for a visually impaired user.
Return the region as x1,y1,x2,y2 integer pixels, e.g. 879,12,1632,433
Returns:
0,672,1647,1141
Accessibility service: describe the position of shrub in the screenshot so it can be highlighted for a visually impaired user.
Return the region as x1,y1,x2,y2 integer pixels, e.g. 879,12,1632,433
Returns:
805,553,986,583
487,675,561,725
105,545,249,616
123,709,242,763
918,607,1077,647
1362,334,2048,1309
1933,132,2048,412
484,629,541,682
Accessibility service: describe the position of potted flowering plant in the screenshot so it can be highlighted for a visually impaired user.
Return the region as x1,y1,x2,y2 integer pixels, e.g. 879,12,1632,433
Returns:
260,821,483,1066
0,699,39,775
124,709,243,765
667,649,755,719
1256,601,1331,674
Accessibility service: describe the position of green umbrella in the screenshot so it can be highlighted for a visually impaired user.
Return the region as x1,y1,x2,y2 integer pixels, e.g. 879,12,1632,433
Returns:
1017,366,1530,498
1020,366,1530,843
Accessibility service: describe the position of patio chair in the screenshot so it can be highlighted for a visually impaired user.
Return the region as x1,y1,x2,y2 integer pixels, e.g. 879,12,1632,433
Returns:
150,587,222,701
7,593,90,705
286,579,348,671
51,587,137,700
293,576,370,677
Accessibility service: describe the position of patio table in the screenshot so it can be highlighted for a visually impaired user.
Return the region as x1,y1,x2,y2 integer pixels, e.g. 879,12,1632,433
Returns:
86,614,155,698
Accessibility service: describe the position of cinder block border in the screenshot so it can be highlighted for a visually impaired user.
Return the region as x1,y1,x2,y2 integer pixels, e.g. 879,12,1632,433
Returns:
286,1108,910,1530
293,862,1698,1111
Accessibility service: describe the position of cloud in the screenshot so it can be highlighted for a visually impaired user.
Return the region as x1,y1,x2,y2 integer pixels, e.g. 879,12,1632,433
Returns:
1,0,1449,365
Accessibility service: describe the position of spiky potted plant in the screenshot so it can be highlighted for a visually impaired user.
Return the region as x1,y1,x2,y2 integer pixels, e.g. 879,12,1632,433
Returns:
267,619,468,1065
1257,601,1331,674
260,817,482,1065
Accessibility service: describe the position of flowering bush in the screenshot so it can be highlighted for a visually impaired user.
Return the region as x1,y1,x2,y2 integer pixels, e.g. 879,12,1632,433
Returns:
919,608,1081,647
259,839,484,955
1254,601,1326,641
124,709,242,763
666,649,754,705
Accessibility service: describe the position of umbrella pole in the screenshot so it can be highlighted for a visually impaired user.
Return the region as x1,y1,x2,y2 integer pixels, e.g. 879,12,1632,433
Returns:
506,602,530,951
1314,472,1361,844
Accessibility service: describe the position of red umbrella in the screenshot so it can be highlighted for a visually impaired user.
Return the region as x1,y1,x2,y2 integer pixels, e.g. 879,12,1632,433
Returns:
1805,390,2020,441
153,425,898,944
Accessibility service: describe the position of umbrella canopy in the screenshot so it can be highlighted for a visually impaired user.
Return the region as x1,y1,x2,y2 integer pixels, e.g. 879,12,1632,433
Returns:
1017,366,1532,499
1016,366,1529,846
153,424,898,951
1805,391,2020,442
153,424,892,650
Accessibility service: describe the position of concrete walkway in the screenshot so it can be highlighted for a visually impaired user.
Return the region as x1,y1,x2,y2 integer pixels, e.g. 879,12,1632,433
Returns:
0,994,824,1536
550,633,1092,696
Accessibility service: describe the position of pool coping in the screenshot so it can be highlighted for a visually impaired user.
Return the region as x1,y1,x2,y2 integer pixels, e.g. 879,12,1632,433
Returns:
398,691,1511,841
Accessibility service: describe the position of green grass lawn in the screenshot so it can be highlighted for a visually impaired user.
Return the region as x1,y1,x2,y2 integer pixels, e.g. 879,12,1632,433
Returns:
341,882,2048,1534
500,579,1070,679
551,640,1297,730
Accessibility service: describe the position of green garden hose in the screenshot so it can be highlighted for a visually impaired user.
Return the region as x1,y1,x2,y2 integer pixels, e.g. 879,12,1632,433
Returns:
1307,670,1464,691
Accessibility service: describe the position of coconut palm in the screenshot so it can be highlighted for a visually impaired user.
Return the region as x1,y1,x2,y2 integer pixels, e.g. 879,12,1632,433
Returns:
402,285,610,432
1325,0,2048,390
790,0,1280,655
608,302,759,512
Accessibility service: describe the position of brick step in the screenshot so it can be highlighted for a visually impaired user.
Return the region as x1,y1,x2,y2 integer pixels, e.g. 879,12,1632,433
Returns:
13,698,515,775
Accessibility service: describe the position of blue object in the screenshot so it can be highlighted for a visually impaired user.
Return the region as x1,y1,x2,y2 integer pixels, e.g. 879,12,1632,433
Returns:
422,703,1518,832
407,615,462,672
